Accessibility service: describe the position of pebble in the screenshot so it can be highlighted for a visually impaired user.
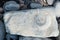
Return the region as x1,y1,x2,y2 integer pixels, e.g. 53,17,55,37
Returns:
0,21,5,40
0,14,3,19
0,7,3,13
22,0,31,5
47,0,54,5
3,1,20,12
58,24,60,40
19,36,52,40
30,3,42,9
6,33,18,40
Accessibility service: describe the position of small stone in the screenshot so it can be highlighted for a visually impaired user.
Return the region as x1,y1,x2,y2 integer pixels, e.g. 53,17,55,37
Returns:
55,2,60,17
30,3,42,9
47,0,54,5
3,1,20,12
6,33,18,40
22,0,31,5
0,7,3,13
21,37,33,40
20,4,27,10
19,36,52,40
0,14,3,19
19,0,24,4
42,38,52,40
58,24,60,40
0,21,5,40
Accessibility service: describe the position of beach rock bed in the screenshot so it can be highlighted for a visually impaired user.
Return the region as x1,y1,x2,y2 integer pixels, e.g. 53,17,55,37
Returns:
0,0,59,40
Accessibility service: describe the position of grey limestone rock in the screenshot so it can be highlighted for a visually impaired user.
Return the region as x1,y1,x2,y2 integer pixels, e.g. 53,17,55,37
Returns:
4,8,59,37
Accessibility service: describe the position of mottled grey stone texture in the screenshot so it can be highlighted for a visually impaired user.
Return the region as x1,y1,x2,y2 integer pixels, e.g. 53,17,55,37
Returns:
4,8,59,38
